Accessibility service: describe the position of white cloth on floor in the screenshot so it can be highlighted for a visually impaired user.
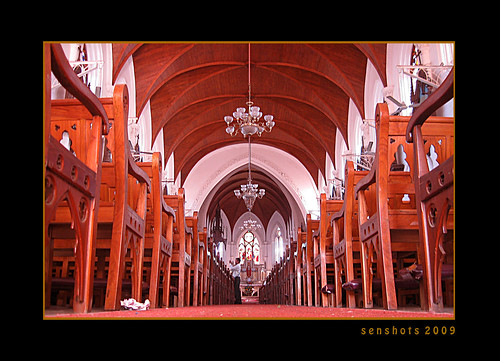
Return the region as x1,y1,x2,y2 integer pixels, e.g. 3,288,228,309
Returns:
120,298,150,310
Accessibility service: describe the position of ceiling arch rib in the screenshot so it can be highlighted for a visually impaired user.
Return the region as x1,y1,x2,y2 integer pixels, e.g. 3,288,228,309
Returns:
305,43,368,120
206,167,292,230
159,93,332,179
132,43,195,117
184,143,316,230
125,44,385,166
152,64,338,182
175,127,323,186
159,90,333,162
257,63,349,143
156,94,244,157
251,43,365,119
149,56,349,148
165,107,326,177
150,64,245,141
134,43,249,119
354,43,388,87
110,42,390,232
112,43,142,84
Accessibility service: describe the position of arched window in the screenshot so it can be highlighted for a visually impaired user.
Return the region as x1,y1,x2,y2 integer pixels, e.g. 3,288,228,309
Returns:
239,231,260,264
274,227,284,263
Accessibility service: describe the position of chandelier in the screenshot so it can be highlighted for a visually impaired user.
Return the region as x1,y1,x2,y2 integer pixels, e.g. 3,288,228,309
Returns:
224,44,275,137
234,136,265,211
239,219,262,231
224,44,273,212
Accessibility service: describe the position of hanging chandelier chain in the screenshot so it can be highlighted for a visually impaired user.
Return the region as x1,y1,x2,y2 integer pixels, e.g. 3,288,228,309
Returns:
223,43,275,138
248,135,252,182
248,43,252,105
224,43,272,211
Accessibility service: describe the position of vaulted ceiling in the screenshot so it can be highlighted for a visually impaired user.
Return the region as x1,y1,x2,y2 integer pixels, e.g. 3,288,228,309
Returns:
112,42,387,228
206,165,294,231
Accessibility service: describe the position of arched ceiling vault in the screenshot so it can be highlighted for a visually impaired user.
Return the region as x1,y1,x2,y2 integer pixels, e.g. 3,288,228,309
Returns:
205,166,293,231
112,42,387,227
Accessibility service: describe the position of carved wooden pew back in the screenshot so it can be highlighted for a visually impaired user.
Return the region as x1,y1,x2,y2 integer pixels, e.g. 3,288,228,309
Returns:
355,99,454,310
330,161,373,308
207,241,216,304
45,43,109,313
164,188,193,307
186,212,201,306
406,68,454,312
285,239,297,305
136,152,176,308
313,195,343,306
207,246,233,305
198,227,209,306
88,84,152,311
300,215,319,306
293,228,306,305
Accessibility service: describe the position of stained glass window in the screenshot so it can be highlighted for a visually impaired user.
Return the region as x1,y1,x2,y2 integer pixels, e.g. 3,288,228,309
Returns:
239,231,260,264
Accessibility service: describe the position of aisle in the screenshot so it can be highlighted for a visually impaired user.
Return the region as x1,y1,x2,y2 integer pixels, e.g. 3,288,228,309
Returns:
45,303,453,319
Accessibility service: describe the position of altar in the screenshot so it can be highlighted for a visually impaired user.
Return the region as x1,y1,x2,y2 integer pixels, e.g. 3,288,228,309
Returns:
239,263,266,297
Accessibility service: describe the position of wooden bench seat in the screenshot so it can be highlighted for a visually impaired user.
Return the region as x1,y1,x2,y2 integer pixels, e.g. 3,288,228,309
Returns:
331,161,373,308
313,195,343,306
406,68,454,312
355,97,454,310
164,188,193,307
343,277,419,292
94,84,151,311
45,43,109,313
136,153,176,308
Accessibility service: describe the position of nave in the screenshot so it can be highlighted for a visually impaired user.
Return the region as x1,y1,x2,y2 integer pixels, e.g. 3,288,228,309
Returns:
44,42,454,319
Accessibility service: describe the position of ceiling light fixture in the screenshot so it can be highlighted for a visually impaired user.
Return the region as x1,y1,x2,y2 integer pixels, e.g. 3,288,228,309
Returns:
224,43,275,137
234,135,265,211
224,44,273,212
239,218,262,231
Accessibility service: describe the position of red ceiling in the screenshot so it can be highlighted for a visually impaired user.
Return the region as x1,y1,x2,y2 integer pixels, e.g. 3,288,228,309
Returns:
112,42,387,227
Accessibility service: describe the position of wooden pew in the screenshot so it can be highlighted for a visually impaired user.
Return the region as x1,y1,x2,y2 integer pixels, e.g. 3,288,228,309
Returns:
298,215,320,306
267,262,278,304
406,68,454,312
313,194,343,306
209,249,232,305
287,240,297,305
45,43,109,313
137,152,176,308
331,161,372,308
186,212,203,306
278,252,286,304
354,99,454,310
261,242,295,305
92,84,151,310
294,227,306,305
259,278,266,304
207,240,215,304
164,188,192,307
193,227,208,306
260,259,274,304
275,262,280,304
223,260,233,304
213,251,223,304
207,240,229,305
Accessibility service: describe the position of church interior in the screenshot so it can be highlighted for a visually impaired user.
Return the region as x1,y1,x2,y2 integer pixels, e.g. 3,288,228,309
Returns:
44,42,454,319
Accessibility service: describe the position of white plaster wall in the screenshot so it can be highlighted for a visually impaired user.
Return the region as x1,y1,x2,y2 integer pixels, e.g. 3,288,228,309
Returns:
183,143,320,221
386,43,414,116
114,56,137,143
364,60,384,146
